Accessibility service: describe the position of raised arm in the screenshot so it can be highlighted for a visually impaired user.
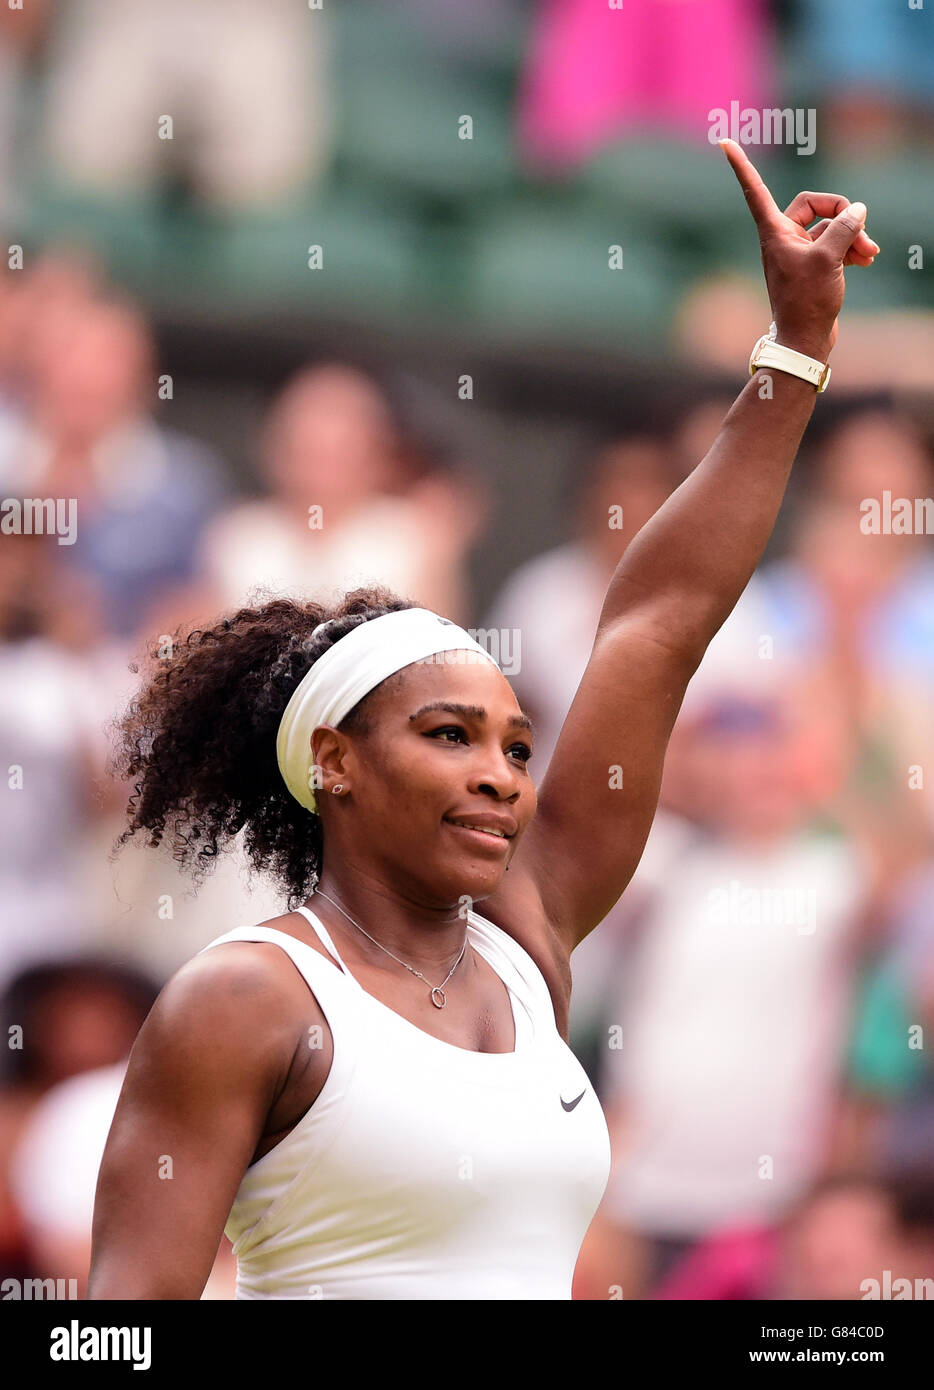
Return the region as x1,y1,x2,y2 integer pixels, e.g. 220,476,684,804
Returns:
515,143,878,955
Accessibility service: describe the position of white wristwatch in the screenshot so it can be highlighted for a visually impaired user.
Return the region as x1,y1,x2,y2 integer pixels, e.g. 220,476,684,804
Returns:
749,323,831,393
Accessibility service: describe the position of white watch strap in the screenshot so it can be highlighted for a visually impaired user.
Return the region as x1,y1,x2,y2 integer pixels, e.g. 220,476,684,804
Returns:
749,335,831,392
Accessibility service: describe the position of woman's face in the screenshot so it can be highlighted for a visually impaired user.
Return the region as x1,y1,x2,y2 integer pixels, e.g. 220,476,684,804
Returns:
318,654,538,907
264,368,399,508
28,983,146,1087
778,1188,898,1300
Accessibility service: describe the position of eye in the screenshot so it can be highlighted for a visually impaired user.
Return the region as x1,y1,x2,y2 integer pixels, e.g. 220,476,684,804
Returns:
427,725,467,744
426,726,532,764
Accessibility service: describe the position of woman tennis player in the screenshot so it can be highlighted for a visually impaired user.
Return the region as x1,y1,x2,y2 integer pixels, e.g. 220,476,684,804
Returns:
88,144,878,1300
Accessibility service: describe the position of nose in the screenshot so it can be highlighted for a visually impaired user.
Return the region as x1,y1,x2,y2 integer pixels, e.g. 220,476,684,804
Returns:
474,779,520,802
469,753,523,802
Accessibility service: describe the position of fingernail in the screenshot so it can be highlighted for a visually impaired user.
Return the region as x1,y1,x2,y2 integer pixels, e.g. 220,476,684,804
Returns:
849,201,867,224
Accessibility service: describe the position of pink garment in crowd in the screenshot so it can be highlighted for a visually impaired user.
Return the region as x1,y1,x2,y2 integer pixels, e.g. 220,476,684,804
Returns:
518,0,776,168
653,1226,777,1300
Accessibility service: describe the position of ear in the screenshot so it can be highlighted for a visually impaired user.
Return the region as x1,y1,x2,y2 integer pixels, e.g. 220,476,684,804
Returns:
309,725,354,794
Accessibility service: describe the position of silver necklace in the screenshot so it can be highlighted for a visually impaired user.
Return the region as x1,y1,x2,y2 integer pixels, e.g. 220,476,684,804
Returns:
311,886,468,1009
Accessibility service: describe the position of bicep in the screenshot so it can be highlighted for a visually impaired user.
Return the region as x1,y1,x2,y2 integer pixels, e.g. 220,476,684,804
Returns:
87,952,295,1300
517,616,699,952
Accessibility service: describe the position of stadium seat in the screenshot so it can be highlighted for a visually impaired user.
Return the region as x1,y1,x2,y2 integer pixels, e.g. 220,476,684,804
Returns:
460,192,682,347
335,70,516,202
809,153,934,300
15,172,163,278
576,136,769,238
197,185,426,315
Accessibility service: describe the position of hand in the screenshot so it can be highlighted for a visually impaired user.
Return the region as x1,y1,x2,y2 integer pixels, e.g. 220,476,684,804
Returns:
720,138,879,359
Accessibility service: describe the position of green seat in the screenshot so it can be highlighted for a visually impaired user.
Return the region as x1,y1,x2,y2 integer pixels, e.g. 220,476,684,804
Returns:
807,153,934,275
835,262,928,312
333,1,434,72
199,186,425,315
16,170,164,278
578,136,772,236
335,71,515,201
332,1,520,201
334,0,528,75
462,193,680,347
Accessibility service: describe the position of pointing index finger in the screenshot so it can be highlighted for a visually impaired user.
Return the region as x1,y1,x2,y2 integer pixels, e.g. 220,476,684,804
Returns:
719,138,783,234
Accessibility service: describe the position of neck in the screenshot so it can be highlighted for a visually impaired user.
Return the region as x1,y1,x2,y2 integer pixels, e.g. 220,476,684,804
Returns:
308,868,470,977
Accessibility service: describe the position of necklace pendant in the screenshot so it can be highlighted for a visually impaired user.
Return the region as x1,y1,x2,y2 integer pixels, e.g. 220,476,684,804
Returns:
430,986,446,1009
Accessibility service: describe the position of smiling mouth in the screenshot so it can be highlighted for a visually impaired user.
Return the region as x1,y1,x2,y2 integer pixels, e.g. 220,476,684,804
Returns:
443,821,511,850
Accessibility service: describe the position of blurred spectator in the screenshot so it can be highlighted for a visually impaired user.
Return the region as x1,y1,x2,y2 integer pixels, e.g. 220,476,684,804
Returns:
9,1061,127,1298
6,1052,237,1298
672,274,934,391
649,1171,907,1300
659,407,934,905
196,362,487,626
672,273,770,375
35,0,330,210
483,430,680,769
850,860,934,1182
0,288,231,640
0,251,103,418
0,959,155,1092
791,410,934,690
0,270,248,1006
0,960,156,1284
482,427,685,1078
0,532,114,994
580,679,870,1297
751,410,934,884
518,0,776,169
888,1168,934,1295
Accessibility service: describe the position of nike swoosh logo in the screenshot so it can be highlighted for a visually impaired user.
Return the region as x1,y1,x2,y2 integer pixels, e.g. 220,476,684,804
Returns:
561,1089,586,1111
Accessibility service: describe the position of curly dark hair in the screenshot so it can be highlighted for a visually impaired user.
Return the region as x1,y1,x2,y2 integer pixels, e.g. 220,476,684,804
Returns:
107,585,420,909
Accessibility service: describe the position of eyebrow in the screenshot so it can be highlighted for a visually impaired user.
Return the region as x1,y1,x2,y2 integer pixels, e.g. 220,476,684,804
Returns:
409,701,534,737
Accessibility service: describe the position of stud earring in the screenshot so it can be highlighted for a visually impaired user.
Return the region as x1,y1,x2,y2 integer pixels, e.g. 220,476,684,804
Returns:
332,784,343,794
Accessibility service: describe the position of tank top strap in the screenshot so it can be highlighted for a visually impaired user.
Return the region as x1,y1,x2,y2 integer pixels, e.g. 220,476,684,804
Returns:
294,903,555,1037
196,923,359,1016
466,909,559,1032
298,904,542,1052
293,904,355,977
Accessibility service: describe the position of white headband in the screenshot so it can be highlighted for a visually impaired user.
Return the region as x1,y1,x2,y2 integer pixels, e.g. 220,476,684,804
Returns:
276,607,501,814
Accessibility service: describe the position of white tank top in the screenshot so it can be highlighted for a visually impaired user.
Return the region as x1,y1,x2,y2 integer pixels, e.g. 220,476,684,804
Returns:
197,904,611,1299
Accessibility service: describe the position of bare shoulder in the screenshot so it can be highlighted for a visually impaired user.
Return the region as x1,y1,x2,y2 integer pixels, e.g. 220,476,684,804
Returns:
141,926,323,1078
171,926,313,1011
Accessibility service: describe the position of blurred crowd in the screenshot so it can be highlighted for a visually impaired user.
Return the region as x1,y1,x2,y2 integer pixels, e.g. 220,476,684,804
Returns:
0,0,932,1303
0,251,492,1298
0,248,932,1300
489,398,934,1298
